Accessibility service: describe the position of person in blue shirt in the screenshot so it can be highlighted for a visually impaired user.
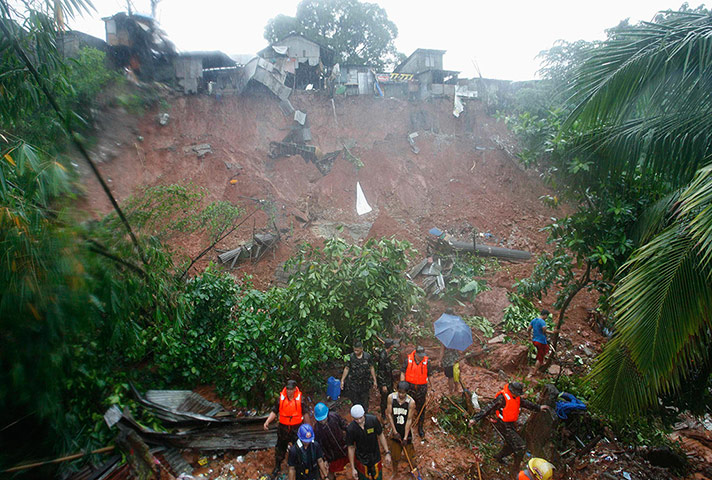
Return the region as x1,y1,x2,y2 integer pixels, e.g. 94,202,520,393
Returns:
527,309,557,378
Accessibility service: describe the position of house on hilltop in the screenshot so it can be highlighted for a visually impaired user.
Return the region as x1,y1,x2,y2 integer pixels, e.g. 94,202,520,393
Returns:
338,64,378,95
102,12,176,81
175,51,237,94
57,31,108,59
258,33,335,89
395,48,458,99
396,48,445,74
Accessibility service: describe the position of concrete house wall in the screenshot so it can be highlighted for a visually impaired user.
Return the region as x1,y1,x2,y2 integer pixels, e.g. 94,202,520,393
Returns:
397,49,445,74
261,35,322,66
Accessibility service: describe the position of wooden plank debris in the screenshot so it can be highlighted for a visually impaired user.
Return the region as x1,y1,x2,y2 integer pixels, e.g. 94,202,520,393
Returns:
109,407,277,452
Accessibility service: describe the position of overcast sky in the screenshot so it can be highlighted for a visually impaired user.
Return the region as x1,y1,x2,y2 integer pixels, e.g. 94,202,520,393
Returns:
69,0,698,80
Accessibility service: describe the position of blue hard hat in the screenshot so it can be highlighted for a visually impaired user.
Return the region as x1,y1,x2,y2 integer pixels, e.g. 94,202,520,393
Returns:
297,424,314,443
314,402,329,422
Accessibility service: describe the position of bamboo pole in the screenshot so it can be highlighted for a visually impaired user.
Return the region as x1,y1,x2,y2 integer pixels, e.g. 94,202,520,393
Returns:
3,446,115,473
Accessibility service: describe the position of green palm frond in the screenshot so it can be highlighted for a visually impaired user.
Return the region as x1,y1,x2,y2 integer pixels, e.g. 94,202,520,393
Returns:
589,180,712,415
587,337,646,415
563,11,712,185
630,188,681,245
678,164,712,270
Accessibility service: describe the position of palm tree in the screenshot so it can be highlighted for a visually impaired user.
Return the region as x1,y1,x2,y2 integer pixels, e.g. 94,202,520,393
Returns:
562,9,712,415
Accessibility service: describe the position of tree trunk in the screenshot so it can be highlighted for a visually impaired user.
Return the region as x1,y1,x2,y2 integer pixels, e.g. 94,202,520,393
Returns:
550,261,592,352
446,239,532,261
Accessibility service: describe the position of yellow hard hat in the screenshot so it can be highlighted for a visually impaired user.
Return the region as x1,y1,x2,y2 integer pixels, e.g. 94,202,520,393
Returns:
528,458,554,480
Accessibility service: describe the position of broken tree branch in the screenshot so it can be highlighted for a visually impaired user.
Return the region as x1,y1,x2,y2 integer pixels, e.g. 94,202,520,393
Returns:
86,239,147,278
2,446,115,473
179,207,260,281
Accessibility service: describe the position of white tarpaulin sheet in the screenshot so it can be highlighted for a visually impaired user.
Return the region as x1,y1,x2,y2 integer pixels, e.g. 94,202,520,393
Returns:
453,93,464,117
356,182,372,215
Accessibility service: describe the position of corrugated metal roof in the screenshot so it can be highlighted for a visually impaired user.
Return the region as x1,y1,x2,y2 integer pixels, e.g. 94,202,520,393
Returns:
133,386,226,423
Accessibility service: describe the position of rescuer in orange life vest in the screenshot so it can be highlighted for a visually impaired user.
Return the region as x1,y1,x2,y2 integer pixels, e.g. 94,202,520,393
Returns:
264,380,311,476
400,345,430,439
469,382,551,478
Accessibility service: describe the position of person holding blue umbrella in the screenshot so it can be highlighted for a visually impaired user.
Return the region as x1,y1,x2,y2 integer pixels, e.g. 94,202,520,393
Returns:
434,308,472,395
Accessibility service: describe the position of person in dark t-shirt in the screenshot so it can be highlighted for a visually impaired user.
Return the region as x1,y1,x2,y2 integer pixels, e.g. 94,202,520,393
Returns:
346,404,390,480
288,424,328,480
376,338,400,418
341,340,377,411
313,402,349,480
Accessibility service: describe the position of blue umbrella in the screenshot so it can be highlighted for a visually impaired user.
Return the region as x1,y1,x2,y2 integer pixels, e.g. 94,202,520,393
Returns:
434,313,473,351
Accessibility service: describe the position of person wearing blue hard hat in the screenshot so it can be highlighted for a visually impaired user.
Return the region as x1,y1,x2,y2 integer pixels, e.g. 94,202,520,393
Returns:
288,424,328,480
313,403,349,480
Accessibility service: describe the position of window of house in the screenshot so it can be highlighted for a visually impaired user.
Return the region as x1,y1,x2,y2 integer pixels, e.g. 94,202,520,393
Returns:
303,50,306,57
425,55,433,68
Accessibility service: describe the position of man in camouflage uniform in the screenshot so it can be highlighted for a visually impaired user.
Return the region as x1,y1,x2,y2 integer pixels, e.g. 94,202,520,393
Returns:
376,339,399,418
341,340,378,412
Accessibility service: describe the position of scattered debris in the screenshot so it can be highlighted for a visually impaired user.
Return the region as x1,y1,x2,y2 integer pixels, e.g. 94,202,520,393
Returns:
492,134,518,160
268,141,341,175
341,139,363,169
65,455,124,480
158,113,170,126
407,227,530,297
237,57,292,102
115,429,157,479
224,160,242,171
488,334,506,344
294,110,306,125
131,385,226,424
162,448,194,477
183,143,212,158
218,233,278,268
408,132,420,154
106,405,277,451
453,91,464,117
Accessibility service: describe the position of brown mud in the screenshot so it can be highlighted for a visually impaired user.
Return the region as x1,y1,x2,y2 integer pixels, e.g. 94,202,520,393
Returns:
77,91,709,479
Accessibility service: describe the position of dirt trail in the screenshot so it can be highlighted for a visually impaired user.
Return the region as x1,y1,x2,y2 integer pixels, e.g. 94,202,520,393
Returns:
77,91,672,479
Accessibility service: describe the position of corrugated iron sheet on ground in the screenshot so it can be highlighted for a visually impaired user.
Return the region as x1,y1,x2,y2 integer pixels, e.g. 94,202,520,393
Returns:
109,407,276,451
145,390,223,417
131,385,226,424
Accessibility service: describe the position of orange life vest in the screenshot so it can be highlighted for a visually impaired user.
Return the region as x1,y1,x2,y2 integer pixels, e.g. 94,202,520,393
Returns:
279,387,303,425
404,351,428,385
495,384,521,422
518,470,533,480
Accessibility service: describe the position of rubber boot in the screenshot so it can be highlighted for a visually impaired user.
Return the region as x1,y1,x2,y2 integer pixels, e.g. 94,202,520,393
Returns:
272,452,282,477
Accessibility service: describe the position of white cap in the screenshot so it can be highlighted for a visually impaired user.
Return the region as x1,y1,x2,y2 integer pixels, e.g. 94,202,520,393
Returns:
350,404,365,419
